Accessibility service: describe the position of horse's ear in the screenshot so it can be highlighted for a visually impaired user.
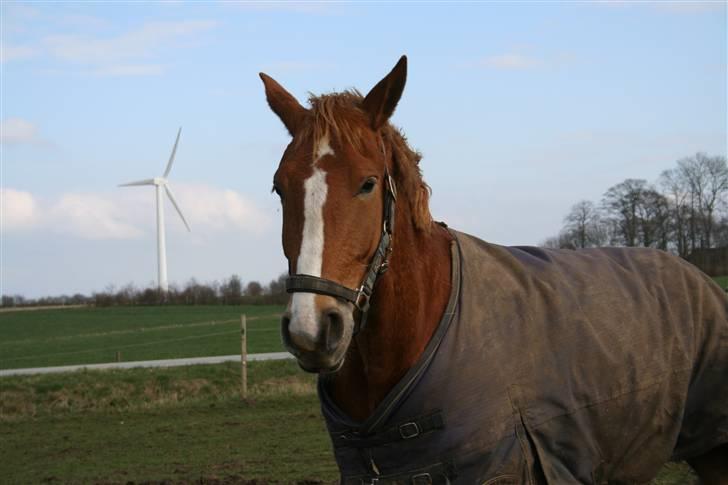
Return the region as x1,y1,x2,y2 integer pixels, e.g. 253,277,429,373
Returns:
361,55,407,130
259,73,308,136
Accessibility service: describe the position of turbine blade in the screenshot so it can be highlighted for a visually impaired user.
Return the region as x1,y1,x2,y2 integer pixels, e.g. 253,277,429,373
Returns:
163,127,182,177
119,178,155,187
164,184,191,232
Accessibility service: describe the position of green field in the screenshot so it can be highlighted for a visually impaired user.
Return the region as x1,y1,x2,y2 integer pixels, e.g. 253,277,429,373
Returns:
0,298,717,482
0,305,285,370
713,275,728,289
1,360,338,483
2,275,725,371
0,361,697,483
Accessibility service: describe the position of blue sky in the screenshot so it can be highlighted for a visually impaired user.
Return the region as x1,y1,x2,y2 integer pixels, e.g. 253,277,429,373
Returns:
2,1,726,297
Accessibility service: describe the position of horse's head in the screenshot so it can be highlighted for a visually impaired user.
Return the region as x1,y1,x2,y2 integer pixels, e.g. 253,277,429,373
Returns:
260,56,423,373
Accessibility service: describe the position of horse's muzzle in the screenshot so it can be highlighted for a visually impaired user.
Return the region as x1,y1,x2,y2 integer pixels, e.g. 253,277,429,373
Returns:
281,306,350,373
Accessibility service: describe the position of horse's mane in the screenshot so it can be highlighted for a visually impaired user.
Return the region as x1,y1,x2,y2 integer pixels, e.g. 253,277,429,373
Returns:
297,90,432,233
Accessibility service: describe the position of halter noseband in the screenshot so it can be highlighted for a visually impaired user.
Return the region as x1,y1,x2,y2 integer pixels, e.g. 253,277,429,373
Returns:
285,168,397,334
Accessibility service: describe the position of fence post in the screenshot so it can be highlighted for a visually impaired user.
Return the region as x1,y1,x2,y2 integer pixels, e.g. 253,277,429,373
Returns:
116,351,121,363
240,314,247,400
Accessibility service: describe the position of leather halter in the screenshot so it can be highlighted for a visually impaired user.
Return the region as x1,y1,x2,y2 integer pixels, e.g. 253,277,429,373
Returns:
285,168,397,334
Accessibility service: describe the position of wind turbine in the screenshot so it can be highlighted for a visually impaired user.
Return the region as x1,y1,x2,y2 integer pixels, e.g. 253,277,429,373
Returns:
119,127,190,293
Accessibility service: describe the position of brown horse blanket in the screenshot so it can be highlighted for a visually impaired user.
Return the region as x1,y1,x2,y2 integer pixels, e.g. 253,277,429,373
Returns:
319,229,728,484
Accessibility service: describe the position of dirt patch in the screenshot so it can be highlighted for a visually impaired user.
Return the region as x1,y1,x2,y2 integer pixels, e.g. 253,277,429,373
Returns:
252,376,315,396
0,389,36,419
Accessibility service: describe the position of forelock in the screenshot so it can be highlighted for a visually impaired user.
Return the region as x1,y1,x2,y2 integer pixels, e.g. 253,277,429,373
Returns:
293,90,369,154
292,89,433,232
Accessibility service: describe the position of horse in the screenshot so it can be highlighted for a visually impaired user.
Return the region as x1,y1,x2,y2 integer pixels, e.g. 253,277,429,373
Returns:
259,56,728,484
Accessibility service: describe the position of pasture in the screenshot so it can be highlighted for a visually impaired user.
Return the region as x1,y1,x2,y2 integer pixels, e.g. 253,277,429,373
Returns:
1,360,338,483
712,275,728,289
0,301,714,482
0,305,285,370
0,360,697,484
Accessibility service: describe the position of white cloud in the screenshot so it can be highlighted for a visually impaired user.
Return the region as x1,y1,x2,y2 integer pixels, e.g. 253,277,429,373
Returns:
92,64,166,77
174,183,271,235
44,20,217,65
0,44,37,63
0,118,42,145
50,193,145,240
224,2,341,14
260,60,332,73
475,54,543,70
2,19,217,76
1,184,271,240
599,0,725,14
59,13,109,30
654,2,726,14
3,3,40,18
1,188,40,229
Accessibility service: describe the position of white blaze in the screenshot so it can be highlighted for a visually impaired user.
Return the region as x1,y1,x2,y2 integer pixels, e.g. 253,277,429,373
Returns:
296,167,327,277
289,136,333,343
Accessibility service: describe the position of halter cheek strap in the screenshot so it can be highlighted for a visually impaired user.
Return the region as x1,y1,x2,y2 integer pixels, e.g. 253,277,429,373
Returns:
285,169,397,335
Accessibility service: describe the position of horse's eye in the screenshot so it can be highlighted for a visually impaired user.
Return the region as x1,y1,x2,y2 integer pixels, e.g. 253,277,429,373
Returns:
359,178,377,195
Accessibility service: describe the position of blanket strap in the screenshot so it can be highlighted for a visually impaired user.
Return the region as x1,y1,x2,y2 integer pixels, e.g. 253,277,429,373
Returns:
333,411,444,449
343,461,456,485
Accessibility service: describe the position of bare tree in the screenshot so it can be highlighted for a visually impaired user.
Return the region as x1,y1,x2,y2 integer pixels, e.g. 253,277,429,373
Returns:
2,295,17,307
601,179,673,249
245,281,263,297
540,233,576,250
221,275,243,305
563,200,607,248
660,168,691,257
714,216,728,247
602,179,648,247
677,153,728,249
267,273,287,296
181,278,218,305
638,189,670,250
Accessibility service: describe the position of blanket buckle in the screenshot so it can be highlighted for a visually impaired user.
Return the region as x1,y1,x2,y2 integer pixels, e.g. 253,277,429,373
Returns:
411,473,433,485
399,421,420,439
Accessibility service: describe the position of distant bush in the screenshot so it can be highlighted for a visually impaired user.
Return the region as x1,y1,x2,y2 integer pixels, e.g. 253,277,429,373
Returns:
4,273,289,308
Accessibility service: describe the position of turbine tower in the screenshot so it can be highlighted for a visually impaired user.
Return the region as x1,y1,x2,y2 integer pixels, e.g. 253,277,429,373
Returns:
120,127,190,293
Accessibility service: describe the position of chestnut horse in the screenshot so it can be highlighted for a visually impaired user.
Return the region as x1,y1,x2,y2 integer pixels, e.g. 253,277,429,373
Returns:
259,57,728,484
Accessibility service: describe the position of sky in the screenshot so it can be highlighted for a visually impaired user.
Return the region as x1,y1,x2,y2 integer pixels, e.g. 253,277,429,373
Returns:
1,1,726,298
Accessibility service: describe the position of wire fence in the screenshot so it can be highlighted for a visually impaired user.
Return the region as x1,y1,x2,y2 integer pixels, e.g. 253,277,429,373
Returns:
1,314,282,365
1,313,282,345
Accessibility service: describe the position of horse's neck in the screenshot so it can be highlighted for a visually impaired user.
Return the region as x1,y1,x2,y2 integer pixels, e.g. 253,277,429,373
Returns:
330,220,453,421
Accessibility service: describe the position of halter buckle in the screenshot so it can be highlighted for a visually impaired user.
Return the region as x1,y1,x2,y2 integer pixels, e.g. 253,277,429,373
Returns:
355,285,372,312
386,173,397,200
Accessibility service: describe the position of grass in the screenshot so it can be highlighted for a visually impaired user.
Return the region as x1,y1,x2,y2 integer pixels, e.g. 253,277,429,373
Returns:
712,275,728,289
1,360,338,483
0,305,285,370
0,291,718,482
2,277,725,370
0,361,698,484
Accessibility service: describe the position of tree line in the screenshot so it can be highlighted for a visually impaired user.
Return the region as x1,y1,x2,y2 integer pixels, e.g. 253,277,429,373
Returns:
1,274,289,308
542,152,728,256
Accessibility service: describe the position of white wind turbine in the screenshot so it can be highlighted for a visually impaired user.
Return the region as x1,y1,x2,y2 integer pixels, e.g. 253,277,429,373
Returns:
119,127,190,293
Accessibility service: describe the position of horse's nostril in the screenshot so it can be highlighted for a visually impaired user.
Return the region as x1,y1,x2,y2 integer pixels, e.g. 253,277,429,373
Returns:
281,308,345,356
324,308,345,352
